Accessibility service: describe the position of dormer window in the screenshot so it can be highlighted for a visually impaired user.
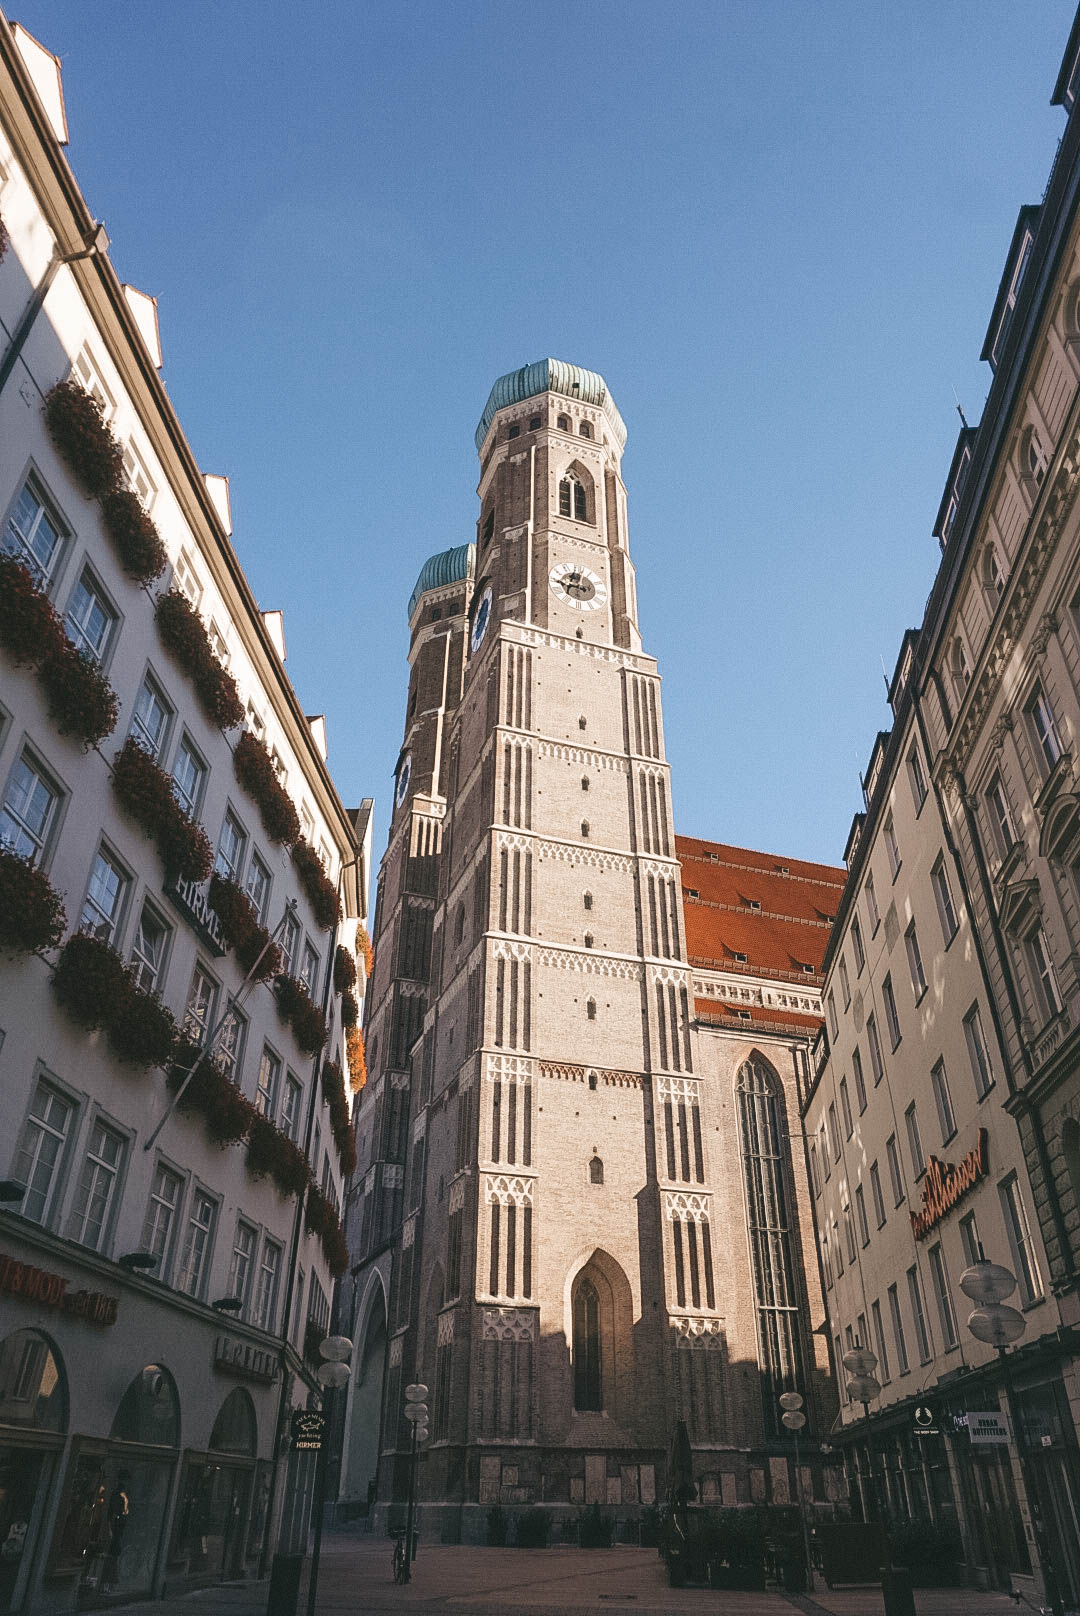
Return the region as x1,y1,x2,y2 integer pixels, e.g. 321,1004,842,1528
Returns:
749,899,761,912
557,414,570,431
559,475,587,522
734,950,747,963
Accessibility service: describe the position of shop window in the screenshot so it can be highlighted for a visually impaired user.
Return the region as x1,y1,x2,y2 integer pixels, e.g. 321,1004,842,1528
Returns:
110,1365,180,1448
0,1328,67,1432
209,1387,257,1457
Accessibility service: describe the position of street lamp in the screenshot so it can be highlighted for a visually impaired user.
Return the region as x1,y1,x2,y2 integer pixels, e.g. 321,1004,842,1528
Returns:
401,1382,429,1582
841,1343,881,1522
960,1254,1063,1616
779,1391,815,1593
306,1334,353,1616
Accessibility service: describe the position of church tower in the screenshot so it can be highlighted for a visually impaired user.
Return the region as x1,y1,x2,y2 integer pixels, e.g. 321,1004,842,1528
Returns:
348,361,835,1536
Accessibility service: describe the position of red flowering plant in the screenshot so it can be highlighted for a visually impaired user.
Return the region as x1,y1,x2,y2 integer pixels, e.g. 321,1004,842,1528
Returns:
246,1114,310,1198
0,554,66,669
333,945,356,995
108,977,178,1069
168,1037,257,1148
208,873,282,981
44,380,124,500
112,738,212,883
100,490,167,586
273,973,328,1056
0,846,66,957
233,730,301,846
51,931,128,1030
155,590,244,730
304,1183,349,1276
39,641,119,750
292,840,341,932
321,1059,351,1134
346,1024,367,1093
322,1221,349,1278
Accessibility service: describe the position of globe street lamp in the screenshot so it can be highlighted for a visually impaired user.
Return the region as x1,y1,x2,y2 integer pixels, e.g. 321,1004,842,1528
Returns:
841,1344,881,1522
401,1383,429,1582
306,1335,353,1616
779,1391,815,1593
960,1255,1062,1616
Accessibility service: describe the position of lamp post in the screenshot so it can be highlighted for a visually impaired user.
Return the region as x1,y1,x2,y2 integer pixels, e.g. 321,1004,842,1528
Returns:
306,1335,352,1616
960,1254,1063,1616
779,1391,815,1593
401,1383,429,1581
841,1343,881,1522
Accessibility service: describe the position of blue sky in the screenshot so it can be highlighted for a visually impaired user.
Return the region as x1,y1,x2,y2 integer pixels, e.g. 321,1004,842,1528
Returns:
18,1,1077,867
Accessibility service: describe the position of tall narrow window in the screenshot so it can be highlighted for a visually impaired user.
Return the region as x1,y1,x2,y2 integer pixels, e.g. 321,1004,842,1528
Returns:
907,1265,932,1362
931,1059,956,1143
985,772,1016,857
67,1118,125,1251
851,914,865,973
737,1058,802,1433
931,856,959,944
871,1298,891,1382
866,1014,884,1085
12,1080,74,1224
905,923,927,1000
1026,925,1063,1021
882,974,901,1048
1027,683,1063,774
963,1003,995,1098
928,1243,959,1349
908,744,928,811
888,1282,909,1374
65,571,116,664
572,1276,602,1410
865,873,880,932
130,676,171,759
81,847,128,943
884,815,901,878
886,1133,904,1204
905,1102,925,1179
852,1047,867,1112
3,480,66,584
1000,1175,1044,1306
855,1184,869,1246
870,1160,886,1227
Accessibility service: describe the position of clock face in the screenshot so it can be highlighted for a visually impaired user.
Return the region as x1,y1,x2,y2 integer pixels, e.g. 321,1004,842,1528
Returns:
549,561,607,613
470,584,493,654
395,754,412,808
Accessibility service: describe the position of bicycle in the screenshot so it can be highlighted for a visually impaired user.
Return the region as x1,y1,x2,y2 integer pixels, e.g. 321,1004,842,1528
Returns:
392,1534,409,1584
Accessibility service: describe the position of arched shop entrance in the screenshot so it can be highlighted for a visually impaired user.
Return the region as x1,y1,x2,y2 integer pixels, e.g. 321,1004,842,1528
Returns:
169,1389,258,1584
49,1364,181,1606
0,1328,67,1613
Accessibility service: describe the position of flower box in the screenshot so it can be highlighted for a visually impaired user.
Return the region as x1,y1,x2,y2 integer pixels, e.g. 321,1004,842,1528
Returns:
168,1038,257,1147
51,932,177,1068
355,924,374,979
333,945,356,995
155,590,244,730
233,730,301,846
304,1184,349,1277
0,555,66,669
112,737,212,883
346,1024,367,1092
321,1059,351,1135
292,840,341,932
100,490,167,586
208,873,282,981
340,989,359,1028
0,846,66,956
246,1114,310,1198
44,380,124,500
0,214,9,263
273,973,328,1055
38,641,119,750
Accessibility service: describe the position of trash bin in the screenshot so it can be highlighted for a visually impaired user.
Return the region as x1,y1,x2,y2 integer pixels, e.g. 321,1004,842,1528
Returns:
881,1566,915,1616
267,1551,304,1616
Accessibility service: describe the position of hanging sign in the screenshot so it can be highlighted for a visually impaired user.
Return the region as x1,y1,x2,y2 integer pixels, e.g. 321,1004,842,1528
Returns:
967,1411,1010,1445
292,1410,326,1451
910,1129,988,1240
165,871,226,955
913,1404,939,1438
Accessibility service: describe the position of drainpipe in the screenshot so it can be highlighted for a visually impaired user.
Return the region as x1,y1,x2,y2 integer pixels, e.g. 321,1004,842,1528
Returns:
0,221,109,397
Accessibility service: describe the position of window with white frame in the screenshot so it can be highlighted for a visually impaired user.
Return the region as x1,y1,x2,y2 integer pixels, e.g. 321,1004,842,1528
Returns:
865,873,880,933
985,772,1017,857
184,965,217,1045
907,1264,932,1362
827,1102,841,1163
256,1047,280,1118
299,942,320,996
300,803,315,845
886,1133,904,1204
280,913,300,977
832,1218,843,1277
963,1003,995,1097
0,752,60,863
905,1102,925,1179
255,1238,282,1332
208,619,230,668
844,1204,857,1263
851,914,865,973
229,1219,258,1313
215,811,246,883
839,1076,853,1138
3,480,66,585
888,1282,909,1374
990,232,1033,366
173,548,202,608
928,1243,959,1349
270,747,288,786
855,1184,869,1247
884,814,901,878
1000,1174,1043,1306
872,1298,890,1381
80,846,128,942
870,1160,886,1227
852,1047,867,1112
950,637,971,702
12,1079,74,1224
882,974,901,1048
130,901,169,993
245,852,271,924
64,570,117,664
1025,924,1063,1022
931,1058,956,1143
983,543,1005,604
172,736,205,818
866,1014,884,1085
281,1074,302,1142
245,701,265,743
1022,423,1048,486
826,991,838,1040
838,955,850,1007
904,923,927,1000
177,1189,216,1298
130,674,171,759
140,1161,183,1275
217,1001,246,1083
908,744,928,812
1027,682,1063,775
122,440,156,509
73,347,115,418
959,1210,982,1270
67,1117,125,1251
931,855,959,944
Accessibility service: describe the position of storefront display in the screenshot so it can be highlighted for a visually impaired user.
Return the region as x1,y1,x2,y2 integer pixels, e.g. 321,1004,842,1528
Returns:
169,1389,258,1583
0,1328,67,1614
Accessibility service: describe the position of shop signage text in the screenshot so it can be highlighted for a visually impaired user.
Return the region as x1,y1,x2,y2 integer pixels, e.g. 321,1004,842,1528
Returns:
214,1333,278,1384
292,1410,325,1451
165,871,226,956
967,1411,1010,1445
0,1252,118,1326
913,1404,939,1438
910,1129,988,1241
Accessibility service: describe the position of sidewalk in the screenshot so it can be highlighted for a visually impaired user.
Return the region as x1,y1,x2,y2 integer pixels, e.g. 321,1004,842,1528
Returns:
113,1537,1027,1616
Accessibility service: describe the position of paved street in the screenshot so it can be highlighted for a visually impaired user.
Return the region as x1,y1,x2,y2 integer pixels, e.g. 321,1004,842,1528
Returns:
116,1536,1027,1616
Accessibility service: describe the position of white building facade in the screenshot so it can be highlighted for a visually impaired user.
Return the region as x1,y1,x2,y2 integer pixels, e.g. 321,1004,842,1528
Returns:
0,22,367,1612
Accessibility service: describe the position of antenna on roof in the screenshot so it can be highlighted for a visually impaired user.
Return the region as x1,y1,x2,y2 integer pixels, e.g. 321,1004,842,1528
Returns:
952,387,969,431
880,654,890,697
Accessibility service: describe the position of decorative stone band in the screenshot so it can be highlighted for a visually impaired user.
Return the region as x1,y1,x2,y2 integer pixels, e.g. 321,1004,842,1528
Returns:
402,1216,416,1250
535,947,642,980
649,963,693,988
694,973,821,1017
533,839,635,874
663,1191,711,1223
437,1308,455,1346
482,1306,538,1343
671,1316,725,1348
512,622,659,677
487,1053,533,1085
538,1061,643,1089
483,1174,534,1207
492,938,532,963
910,1129,988,1241
537,741,628,773
383,1165,404,1190
656,1075,700,1103
412,1111,427,1142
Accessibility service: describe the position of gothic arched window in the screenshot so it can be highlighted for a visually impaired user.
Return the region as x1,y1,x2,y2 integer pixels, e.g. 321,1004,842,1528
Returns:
579,421,592,439
586,998,596,1020
559,475,588,522
589,1155,604,1184
557,414,570,431
736,1057,803,1436
572,1276,602,1409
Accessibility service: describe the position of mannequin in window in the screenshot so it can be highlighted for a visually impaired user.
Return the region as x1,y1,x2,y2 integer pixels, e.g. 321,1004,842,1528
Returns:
573,1276,602,1409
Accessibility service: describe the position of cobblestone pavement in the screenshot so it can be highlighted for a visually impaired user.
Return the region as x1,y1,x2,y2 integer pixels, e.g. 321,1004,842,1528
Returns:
115,1536,1027,1616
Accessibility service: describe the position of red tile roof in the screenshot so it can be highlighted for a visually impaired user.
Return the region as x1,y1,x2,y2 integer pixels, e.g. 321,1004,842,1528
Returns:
677,834,846,985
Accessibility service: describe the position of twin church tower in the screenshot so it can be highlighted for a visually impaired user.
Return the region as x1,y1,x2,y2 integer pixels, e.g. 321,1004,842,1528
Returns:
346,360,842,1534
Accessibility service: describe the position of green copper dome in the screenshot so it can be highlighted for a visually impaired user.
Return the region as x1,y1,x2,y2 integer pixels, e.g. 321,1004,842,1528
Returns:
474,359,626,452
408,543,475,621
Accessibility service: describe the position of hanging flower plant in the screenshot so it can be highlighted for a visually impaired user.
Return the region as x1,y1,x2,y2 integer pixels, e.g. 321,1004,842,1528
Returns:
346,1024,367,1093
168,1040,257,1147
108,978,178,1068
112,738,212,883
52,931,128,1030
336,1128,358,1178
356,924,374,980
341,989,359,1028
44,380,124,500
0,846,66,957
246,1114,310,1198
292,840,341,932
155,590,244,730
0,214,9,264
208,873,282,981
38,642,119,750
233,730,301,846
333,945,356,995
273,973,328,1056
304,1183,349,1276
323,1220,349,1278
100,490,167,586
321,1060,350,1129
0,555,66,669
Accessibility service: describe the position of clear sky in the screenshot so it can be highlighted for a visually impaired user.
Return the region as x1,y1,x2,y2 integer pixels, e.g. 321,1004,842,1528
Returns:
15,1,1078,868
